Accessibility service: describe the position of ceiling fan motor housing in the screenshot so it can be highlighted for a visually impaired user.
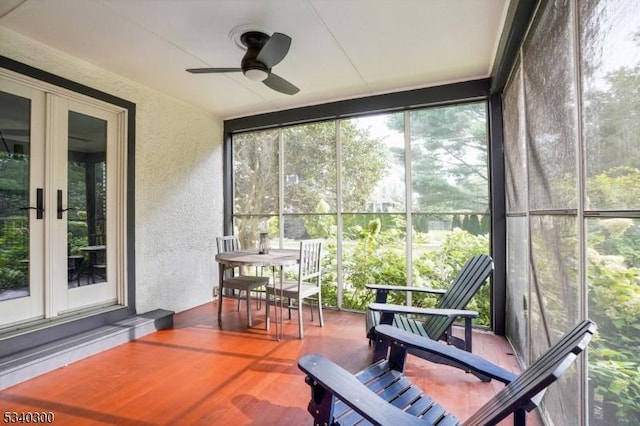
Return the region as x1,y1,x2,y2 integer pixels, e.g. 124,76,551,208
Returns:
241,31,270,81
241,57,270,81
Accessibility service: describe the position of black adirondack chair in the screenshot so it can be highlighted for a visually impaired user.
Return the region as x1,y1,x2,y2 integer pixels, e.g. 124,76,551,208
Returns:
298,320,596,426
366,254,493,355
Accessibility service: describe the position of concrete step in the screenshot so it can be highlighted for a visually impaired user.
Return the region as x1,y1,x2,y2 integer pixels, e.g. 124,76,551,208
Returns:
0,309,173,390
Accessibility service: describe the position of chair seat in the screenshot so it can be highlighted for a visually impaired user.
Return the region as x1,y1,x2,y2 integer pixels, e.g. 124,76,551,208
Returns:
304,356,458,426
367,309,432,340
266,281,319,299
224,275,270,291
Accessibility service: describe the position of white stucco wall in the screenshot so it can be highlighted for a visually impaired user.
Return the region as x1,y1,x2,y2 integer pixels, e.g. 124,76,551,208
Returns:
1,28,223,315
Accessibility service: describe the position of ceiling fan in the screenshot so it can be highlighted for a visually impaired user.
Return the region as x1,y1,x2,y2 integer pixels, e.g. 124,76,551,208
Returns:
186,31,299,95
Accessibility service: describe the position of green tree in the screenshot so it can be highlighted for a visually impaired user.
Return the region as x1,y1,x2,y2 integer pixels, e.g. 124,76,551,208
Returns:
584,66,640,179
451,214,462,230
232,122,387,249
387,102,489,212
467,214,482,236
233,129,280,247
339,122,389,212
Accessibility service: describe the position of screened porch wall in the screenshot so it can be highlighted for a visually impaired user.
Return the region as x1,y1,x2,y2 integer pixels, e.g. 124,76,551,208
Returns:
231,104,491,314
502,0,640,425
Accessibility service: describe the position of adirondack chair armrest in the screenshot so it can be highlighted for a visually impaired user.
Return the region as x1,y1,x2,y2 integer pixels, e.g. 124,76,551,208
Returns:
366,283,447,294
366,284,447,304
369,303,479,319
374,324,518,384
298,354,425,426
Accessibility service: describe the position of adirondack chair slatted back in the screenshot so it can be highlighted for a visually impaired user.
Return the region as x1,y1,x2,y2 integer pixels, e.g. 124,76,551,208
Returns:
464,319,596,426
422,254,493,340
299,239,322,283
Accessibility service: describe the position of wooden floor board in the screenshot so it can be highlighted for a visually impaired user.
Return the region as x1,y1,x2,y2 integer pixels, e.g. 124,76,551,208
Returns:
0,300,541,425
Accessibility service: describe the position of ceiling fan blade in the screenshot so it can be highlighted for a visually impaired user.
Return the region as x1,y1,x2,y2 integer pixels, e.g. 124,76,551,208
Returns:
186,67,242,74
263,73,299,95
256,33,291,68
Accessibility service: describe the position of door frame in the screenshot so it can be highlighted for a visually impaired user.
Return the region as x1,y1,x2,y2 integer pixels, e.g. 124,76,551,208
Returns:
0,56,136,342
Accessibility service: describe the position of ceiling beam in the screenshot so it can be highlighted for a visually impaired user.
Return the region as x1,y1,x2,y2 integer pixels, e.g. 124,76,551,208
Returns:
225,78,490,133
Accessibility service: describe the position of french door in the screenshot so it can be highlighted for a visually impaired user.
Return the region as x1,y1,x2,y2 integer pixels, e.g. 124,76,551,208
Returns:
0,74,126,329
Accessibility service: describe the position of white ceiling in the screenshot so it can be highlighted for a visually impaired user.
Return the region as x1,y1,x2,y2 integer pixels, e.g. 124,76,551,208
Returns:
0,0,510,119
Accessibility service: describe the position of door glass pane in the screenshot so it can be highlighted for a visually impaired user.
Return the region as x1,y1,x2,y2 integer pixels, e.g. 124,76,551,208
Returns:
68,111,107,287
0,91,31,301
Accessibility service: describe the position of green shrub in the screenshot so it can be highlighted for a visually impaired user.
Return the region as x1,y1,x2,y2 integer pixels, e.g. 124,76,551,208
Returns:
588,248,640,423
320,220,491,325
414,228,491,325
0,218,29,291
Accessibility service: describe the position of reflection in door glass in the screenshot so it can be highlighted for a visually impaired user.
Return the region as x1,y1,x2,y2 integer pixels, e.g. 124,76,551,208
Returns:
0,91,31,301
67,111,107,287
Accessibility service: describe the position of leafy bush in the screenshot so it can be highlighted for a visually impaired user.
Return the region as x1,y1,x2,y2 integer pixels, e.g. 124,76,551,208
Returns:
0,218,29,291
584,168,640,423
414,228,491,325
320,220,491,325
339,218,408,311
588,246,640,423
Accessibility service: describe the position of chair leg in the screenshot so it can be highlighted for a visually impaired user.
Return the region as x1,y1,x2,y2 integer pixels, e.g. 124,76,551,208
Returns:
255,268,264,310
246,290,252,327
265,291,271,331
298,296,304,339
256,289,262,310
217,282,223,325
317,293,324,327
